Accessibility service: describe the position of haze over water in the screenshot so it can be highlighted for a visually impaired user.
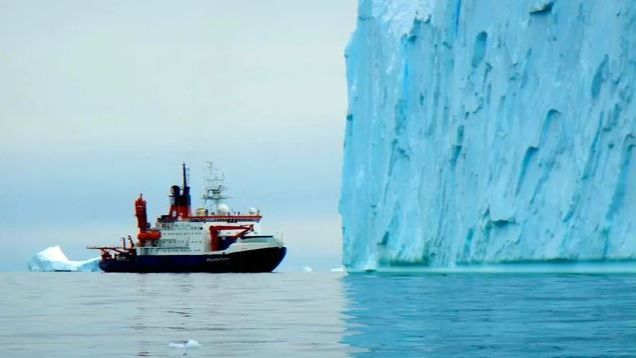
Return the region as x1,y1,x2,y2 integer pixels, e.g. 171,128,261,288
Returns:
1,272,634,357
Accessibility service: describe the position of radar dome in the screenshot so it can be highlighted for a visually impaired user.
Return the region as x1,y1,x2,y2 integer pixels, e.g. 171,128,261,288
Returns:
248,207,257,214
217,204,230,214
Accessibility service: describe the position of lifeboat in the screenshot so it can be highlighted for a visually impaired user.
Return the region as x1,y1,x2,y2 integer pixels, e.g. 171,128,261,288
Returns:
138,230,161,241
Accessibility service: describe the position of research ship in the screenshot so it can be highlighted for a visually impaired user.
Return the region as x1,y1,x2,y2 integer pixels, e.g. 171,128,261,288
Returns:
89,163,286,273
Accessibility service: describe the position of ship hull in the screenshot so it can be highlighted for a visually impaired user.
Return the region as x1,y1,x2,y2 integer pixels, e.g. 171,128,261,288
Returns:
99,247,286,273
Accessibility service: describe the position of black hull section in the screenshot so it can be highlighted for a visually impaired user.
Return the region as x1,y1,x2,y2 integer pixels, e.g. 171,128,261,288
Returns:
99,247,286,273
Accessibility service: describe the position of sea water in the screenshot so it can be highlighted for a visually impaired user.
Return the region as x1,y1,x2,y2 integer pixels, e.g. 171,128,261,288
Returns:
0,272,634,357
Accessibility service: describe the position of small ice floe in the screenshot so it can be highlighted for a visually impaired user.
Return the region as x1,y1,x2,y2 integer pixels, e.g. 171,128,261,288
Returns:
330,266,345,272
168,340,201,349
301,266,313,272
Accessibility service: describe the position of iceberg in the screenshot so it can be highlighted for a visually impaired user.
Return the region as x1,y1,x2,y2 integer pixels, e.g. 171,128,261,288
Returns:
27,246,101,272
340,0,636,270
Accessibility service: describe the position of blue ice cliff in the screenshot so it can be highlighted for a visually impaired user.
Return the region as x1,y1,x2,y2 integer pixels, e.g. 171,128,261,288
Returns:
340,0,636,270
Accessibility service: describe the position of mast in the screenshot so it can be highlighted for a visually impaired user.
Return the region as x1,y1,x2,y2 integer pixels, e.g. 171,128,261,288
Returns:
202,161,229,212
181,163,191,218
182,163,187,188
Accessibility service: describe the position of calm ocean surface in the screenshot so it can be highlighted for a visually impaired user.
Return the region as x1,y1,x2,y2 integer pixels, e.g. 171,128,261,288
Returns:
1,272,635,357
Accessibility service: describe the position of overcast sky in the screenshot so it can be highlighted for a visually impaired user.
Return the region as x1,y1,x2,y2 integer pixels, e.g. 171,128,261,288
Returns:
0,0,357,271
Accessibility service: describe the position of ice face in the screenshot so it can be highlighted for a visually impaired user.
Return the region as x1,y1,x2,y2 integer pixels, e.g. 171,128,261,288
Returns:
340,0,636,270
27,246,101,272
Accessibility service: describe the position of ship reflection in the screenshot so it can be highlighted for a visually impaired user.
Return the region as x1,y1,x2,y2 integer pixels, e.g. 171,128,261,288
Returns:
131,274,196,356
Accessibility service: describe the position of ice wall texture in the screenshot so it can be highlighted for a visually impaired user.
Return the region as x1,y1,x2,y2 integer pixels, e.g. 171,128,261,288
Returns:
340,0,636,270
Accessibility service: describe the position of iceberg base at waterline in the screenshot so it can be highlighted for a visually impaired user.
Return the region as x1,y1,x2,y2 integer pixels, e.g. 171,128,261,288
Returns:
27,246,101,272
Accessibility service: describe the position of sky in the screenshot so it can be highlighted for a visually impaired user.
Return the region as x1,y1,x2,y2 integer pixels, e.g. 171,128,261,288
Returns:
0,0,358,271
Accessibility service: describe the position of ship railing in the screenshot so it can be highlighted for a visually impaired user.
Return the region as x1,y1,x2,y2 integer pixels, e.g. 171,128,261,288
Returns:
186,216,262,223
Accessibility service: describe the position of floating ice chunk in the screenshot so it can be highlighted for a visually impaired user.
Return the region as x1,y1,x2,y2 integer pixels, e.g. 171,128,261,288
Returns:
330,266,345,272
27,246,101,272
168,340,201,349
301,266,313,272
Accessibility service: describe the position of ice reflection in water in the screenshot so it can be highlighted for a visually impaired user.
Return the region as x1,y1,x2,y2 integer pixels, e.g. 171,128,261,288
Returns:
341,272,636,357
